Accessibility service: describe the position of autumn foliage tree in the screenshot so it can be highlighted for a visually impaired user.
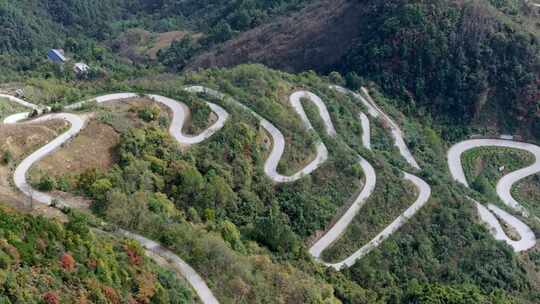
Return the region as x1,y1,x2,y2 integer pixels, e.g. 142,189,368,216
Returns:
42,292,60,304
60,252,76,271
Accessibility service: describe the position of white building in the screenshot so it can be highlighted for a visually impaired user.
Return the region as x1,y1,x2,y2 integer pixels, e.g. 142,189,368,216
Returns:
74,62,90,74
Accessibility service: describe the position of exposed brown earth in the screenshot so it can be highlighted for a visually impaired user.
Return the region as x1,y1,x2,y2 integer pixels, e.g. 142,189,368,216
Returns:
112,28,202,62
0,120,67,217
187,0,363,73
31,118,120,179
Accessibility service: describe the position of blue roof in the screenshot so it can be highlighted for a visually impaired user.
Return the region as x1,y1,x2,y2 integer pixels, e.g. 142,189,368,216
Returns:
48,49,66,62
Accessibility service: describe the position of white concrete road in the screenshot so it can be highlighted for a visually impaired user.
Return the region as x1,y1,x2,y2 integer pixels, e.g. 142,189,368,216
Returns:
525,0,540,7
1,94,51,124
448,139,540,217
186,86,332,183
309,156,377,261
12,113,85,208
118,229,219,304
4,86,433,282
0,93,41,110
3,94,220,304
329,85,421,170
322,172,431,270
68,90,229,146
360,87,420,170
359,112,371,150
472,200,536,252
447,139,539,252
305,89,432,269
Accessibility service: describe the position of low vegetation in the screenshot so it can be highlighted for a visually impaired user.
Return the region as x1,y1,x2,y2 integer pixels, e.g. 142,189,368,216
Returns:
0,0,538,301
513,174,540,218
0,99,25,121
322,170,416,262
462,147,535,201
0,64,537,302
0,207,194,303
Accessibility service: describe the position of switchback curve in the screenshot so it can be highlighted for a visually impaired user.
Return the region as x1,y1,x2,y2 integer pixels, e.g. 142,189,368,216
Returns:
4,94,221,304
447,139,539,252
313,86,431,269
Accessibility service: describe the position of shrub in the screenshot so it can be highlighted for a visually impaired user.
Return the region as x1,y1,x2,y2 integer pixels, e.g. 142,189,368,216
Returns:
43,292,60,304
1,150,12,165
37,176,56,192
137,105,161,122
60,253,76,271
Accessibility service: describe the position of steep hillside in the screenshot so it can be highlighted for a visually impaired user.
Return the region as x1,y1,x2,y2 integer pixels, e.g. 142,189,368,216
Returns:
187,0,358,73
1,0,539,302
0,207,194,303
2,64,538,303
188,0,540,141
0,0,310,77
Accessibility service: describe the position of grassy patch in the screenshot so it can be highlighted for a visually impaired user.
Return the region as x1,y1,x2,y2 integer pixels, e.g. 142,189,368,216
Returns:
462,147,534,201
321,168,416,262
0,98,26,121
513,174,540,217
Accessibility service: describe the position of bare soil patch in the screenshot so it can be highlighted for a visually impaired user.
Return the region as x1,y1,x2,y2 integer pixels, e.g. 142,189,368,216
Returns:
30,118,120,179
147,31,197,59
0,120,67,214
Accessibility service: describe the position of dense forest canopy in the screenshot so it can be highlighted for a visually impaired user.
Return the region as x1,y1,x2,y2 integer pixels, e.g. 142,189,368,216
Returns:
0,0,308,54
339,0,540,140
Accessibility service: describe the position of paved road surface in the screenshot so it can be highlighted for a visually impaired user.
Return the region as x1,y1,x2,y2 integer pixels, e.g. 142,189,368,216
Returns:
447,139,539,251
359,112,371,149
324,172,431,270
4,95,220,304
448,139,540,216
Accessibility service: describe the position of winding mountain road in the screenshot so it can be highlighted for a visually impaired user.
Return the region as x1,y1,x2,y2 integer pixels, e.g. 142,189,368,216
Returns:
4,94,221,304
324,173,431,269
13,113,85,207
1,93,49,123
6,83,532,298
472,199,536,251
67,90,229,146
309,86,431,269
448,139,540,217
330,86,420,170
447,139,538,252
186,86,330,183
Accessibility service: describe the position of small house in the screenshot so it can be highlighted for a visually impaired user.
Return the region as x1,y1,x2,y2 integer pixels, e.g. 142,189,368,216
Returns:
74,62,90,74
48,49,66,63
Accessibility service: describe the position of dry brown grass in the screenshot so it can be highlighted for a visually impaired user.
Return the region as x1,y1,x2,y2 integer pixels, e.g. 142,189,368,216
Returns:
147,31,189,59
113,28,202,62
31,118,120,179
0,120,68,217
30,97,171,181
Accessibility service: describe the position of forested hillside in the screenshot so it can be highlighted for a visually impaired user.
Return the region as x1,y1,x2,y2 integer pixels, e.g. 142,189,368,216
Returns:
2,64,538,303
189,0,540,142
0,0,539,303
0,207,194,303
0,0,308,78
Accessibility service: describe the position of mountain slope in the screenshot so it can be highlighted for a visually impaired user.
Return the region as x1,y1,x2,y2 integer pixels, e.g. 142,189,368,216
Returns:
186,0,358,72
0,207,194,303
188,0,540,142
2,64,537,303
